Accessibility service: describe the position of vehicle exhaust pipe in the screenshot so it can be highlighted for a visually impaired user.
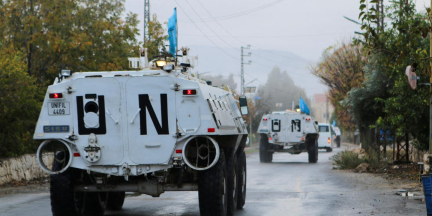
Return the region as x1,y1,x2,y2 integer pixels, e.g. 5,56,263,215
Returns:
182,136,220,171
36,140,73,174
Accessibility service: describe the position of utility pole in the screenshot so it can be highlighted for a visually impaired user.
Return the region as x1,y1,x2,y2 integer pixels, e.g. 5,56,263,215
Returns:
241,45,251,95
144,0,150,44
325,95,329,123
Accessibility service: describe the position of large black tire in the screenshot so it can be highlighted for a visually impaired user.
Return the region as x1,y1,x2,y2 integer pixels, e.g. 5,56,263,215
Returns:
227,153,238,216
80,192,108,216
107,192,126,210
199,151,228,216
51,152,107,216
51,169,78,216
236,151,246,209
308,140,318,163
326,147,333,152
259,136,273,163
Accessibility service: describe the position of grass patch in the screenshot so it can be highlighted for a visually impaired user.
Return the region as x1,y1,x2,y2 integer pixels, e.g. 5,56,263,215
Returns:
330,150,366,169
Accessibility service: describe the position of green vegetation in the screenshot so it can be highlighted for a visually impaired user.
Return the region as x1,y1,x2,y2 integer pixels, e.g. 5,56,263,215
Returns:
330,151,365,169
0,0,154,157
313,0,431,153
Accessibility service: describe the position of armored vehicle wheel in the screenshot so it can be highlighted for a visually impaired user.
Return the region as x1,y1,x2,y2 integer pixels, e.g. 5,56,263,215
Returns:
259,136,273,163
308,140,318,163
198,151,228,216
227,153,238,215
236,150,247,209
51,154,107,216
107,192,126,211
50,168,78,216
76,191,108,216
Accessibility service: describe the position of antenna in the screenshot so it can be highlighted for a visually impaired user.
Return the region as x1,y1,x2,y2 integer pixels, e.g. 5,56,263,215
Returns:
144,0,150,43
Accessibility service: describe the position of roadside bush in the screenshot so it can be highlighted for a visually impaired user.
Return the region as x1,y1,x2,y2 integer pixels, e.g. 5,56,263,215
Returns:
330,150,366,169
0,48,42,157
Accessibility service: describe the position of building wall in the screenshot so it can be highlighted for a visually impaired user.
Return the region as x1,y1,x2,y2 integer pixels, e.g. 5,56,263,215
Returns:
311,94,334,123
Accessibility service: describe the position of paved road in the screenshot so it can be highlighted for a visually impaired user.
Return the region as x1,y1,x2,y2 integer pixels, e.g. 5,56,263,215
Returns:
0,145,426,216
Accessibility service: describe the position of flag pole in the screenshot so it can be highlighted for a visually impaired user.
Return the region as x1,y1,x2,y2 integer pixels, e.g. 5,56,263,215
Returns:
175,7,178,66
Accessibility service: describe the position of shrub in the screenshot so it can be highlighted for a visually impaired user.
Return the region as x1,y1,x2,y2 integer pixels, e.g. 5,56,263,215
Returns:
330,150,366,169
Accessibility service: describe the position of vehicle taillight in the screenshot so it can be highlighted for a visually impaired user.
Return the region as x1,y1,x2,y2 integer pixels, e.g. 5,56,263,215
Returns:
328,138,331,143
306,118,310,121
183,89,197,95
263,118,267,121
269,137,272,141
208,128,215,132
49,93,63,99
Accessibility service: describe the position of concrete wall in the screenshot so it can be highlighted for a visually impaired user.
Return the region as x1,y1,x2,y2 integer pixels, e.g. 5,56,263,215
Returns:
0,153,53,186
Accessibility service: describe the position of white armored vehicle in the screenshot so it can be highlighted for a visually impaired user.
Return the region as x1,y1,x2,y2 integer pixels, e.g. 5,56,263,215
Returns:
33,49,249,216
257,110,319,163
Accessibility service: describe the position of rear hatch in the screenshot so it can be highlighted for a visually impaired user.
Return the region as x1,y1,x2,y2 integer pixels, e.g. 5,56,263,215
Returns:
125,77,177,164
71,76,177,165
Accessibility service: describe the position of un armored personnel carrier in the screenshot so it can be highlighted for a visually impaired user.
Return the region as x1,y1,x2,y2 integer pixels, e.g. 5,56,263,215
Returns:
33,48,249,216
257,110,319,163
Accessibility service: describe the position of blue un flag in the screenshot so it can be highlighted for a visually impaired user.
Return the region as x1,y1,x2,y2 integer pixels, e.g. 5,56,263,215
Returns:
167,8,177,57
299,97,310,115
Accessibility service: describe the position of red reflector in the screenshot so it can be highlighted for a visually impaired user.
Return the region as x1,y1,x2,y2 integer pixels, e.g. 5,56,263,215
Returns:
49,93,63,99
306,118,310,121
183,89,197,95
208,128,215,132
302,137,305,140
269,137,272,140
263,118,267,121
73,153,81,157
175,149,182,154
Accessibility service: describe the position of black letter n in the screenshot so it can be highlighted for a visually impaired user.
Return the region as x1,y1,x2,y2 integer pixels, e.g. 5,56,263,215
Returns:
138,94,169,135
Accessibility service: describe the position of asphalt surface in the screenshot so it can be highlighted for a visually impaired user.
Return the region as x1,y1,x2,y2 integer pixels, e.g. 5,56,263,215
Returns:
0,144,426,216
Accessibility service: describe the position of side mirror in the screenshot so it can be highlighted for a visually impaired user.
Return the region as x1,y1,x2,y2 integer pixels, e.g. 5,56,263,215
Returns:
239,96,248,115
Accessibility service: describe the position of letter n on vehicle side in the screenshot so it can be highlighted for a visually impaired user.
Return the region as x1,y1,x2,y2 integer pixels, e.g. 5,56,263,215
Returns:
138,94,169,135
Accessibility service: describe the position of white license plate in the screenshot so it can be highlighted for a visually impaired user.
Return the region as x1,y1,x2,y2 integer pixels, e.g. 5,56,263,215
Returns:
48,102,70,116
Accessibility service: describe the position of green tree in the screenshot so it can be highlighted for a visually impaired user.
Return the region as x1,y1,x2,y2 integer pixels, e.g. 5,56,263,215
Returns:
0,0,140,83
144,14,168,61
349,0,430,150
311,42,365,131
0,47,42,157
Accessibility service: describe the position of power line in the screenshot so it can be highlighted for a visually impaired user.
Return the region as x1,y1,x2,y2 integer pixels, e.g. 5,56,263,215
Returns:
183,0,239,52
179,32,351,39
174,0,239,60
194,0,314,78
179,0,285,22
194,1,312,65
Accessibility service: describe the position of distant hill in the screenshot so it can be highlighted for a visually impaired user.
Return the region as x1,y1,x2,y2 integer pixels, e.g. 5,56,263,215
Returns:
186,45,327,98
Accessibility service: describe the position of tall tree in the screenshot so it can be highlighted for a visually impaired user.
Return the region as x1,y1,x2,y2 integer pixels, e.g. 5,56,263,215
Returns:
0,0,140,83
144,14,168,61
350,0,430,150
0,46,42,157
311,42,365,131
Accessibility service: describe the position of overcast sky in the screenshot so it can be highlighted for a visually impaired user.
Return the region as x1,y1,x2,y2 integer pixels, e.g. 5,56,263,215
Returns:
124,0,431,97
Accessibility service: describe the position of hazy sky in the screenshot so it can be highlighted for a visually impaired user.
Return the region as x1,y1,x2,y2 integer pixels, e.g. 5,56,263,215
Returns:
123,0,431,97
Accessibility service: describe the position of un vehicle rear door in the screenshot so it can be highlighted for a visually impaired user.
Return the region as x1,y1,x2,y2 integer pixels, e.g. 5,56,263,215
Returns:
72,78,124,165
125,77,177,164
